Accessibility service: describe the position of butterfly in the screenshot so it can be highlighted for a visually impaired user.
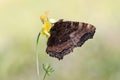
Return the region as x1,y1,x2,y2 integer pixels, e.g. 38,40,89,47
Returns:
40,13,96,60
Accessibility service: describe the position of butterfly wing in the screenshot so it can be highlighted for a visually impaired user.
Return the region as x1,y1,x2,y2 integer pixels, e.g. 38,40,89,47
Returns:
46,20,96,60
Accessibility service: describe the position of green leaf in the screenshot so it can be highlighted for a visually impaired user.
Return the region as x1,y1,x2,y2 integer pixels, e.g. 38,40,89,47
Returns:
42,64,47,71
42,64,55,80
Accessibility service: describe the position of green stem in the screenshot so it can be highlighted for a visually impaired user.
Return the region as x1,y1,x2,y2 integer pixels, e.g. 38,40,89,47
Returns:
43,71,47,80
36,45,40,80
36,46,40,80
36,32,41,80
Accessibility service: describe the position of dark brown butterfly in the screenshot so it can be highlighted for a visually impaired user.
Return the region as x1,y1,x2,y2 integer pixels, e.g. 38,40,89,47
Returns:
46,19,96,60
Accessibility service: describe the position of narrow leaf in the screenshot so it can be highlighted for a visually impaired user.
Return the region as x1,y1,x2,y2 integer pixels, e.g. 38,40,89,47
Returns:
42,64,47,71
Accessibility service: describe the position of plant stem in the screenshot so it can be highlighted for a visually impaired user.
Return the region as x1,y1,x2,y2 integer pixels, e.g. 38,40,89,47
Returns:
36,32,41,80
36,45,40,80
43,71,47,80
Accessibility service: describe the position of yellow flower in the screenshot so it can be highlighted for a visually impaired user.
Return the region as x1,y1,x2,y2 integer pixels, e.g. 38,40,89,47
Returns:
40,12,53,38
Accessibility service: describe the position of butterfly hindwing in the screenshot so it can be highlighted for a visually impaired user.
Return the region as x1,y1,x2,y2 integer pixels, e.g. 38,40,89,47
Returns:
46,19,96,60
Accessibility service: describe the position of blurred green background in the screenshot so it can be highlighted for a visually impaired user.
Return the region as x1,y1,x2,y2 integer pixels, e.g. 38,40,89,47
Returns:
0,0,120,80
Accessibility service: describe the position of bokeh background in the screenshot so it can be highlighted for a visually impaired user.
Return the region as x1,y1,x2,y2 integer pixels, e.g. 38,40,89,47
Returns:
0,0,120,80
